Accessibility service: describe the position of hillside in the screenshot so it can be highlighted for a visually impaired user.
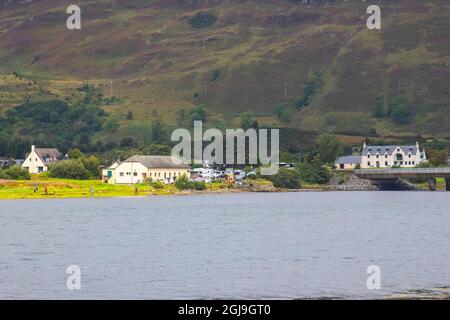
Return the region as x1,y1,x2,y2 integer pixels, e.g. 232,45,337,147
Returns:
0,0,449,147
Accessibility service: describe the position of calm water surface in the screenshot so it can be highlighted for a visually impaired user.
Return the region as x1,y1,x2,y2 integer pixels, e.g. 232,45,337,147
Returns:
0,192,449,299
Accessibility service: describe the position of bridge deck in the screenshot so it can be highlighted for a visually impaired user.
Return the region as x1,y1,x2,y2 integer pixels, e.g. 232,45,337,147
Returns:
355,168,450,179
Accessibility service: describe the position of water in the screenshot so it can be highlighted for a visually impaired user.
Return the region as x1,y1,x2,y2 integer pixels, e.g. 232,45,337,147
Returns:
0,192,449,299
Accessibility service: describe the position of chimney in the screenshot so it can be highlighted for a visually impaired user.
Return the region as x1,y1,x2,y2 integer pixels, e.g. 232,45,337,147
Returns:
31,145,35,152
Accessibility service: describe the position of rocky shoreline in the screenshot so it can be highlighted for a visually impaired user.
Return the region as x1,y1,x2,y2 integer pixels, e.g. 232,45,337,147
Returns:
329,173,380,191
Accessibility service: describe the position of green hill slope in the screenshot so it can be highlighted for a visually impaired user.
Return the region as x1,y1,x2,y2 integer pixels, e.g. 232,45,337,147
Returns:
0,0,449,140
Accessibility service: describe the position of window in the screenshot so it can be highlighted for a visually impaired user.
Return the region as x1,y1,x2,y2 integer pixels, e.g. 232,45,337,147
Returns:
367,154,371,158
119,172,124,177
126,172,131,175
408,154,412,158
367,161,371,167
412,161,415,165
385,154,388,158
376,154,379,159
133,172,137,176
385,161,388,166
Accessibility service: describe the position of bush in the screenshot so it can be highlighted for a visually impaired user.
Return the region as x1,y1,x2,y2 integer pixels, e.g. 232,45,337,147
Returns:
0,166,30,180
150,180,164,189
297,156,331,184
388,96,413,124
48,160,89,180
193,180,206,191
188,12,217,29
174,174,194,190
275,104,293,123
266,169,301,189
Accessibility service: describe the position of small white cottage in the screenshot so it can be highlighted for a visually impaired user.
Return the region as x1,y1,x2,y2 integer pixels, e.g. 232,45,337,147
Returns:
21,145,62,174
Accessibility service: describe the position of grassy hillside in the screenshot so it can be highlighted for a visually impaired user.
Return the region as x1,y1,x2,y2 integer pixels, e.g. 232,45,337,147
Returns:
0,0,449,143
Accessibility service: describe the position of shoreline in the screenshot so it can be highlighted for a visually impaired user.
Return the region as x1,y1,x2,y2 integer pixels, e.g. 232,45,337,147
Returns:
0,177,340,200
0,177,436,201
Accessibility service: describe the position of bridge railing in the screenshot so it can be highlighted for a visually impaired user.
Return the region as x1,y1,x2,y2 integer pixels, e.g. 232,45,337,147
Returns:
355,167,450,175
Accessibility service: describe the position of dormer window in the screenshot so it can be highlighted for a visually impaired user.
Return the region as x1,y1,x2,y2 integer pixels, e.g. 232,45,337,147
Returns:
367,154,371,158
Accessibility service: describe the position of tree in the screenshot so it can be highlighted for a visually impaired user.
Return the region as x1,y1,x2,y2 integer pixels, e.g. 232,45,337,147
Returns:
188,105,207,123
295,71,323,110
427,149,449,166
68,148,84,159
0,166,30,180
188,12,217,29
151,120,167,144
48,160,89,180
267,169,302,189
119,137,135,148
388,96,412,124
316,133,344,164
371,96,385,118
239,112,253,129
174,174,194,190
275,104,293,123
175,108,186,126
297,155,330,184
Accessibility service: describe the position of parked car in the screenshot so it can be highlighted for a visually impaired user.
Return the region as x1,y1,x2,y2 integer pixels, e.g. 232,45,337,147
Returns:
233,170,246,181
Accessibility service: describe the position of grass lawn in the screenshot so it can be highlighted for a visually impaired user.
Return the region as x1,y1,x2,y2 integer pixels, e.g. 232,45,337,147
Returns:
0,175,185,200
0,176,243,200
414,178,446,191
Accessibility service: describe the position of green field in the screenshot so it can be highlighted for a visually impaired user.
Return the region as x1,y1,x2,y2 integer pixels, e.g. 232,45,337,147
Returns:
0,176,237,200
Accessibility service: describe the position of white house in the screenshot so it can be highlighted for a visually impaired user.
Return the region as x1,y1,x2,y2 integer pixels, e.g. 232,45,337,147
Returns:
21,145,62,174
335,155,361,170
360,142,426,169
101,161,121,184
103,155,191,184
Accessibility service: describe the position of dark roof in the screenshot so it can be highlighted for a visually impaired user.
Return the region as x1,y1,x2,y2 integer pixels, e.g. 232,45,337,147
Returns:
335,155,361,165
26,148,61,164
362,145,418,156
125,155,190,169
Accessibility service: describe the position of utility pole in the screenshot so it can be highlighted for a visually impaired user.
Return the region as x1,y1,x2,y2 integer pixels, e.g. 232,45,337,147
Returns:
284,81,287,98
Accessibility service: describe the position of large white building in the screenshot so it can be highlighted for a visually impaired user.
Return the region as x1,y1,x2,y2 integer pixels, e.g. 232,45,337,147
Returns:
102,155,191,184
360,142,426,169
21,145,62,174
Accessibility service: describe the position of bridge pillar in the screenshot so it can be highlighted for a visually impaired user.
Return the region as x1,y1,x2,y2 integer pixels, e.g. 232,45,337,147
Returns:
427,178,437,191
446,178,450,192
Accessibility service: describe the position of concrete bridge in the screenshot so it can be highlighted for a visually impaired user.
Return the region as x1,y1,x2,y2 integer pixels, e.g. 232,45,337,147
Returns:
355,168,450,191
